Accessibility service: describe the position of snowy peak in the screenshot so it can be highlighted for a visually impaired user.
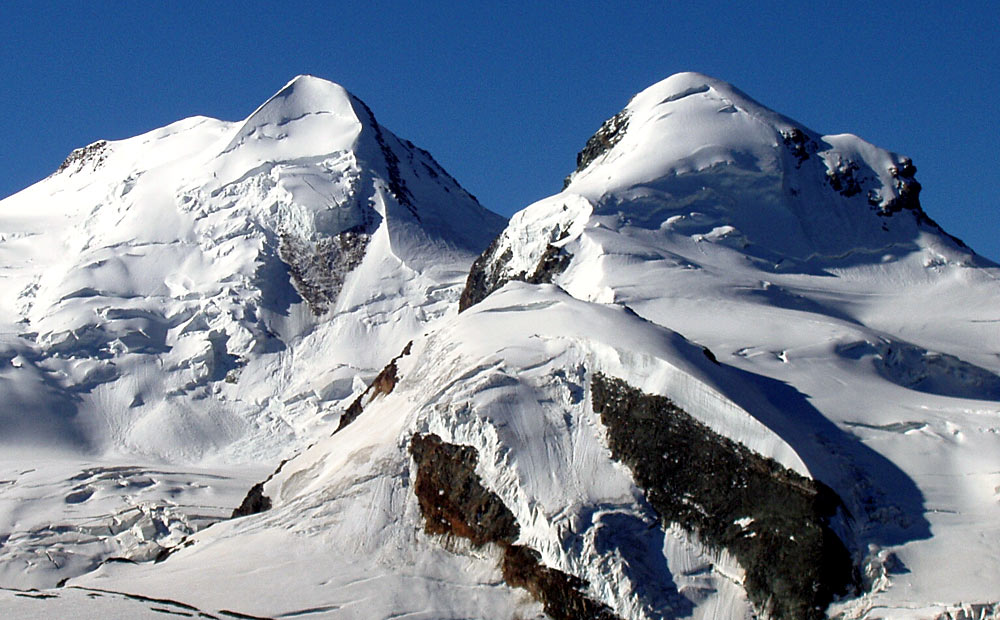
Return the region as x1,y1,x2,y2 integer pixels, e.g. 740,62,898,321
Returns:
260,74,359,117
462,72,985,313
0,74,504,463
565,71,799,188
556,72,971,261
222,75,365,158
214,74,500,255
628,71,796,126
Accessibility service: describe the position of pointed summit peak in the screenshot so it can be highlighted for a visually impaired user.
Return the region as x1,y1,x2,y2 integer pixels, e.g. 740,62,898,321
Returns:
284,73,334,87
565,71,808,190
263,74,359,118
631,72,757,105
222,75,367,159
632,71,727,102
625,71,800,136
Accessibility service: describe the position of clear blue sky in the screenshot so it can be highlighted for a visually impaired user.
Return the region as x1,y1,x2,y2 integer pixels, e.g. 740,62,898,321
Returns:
2,2,997,259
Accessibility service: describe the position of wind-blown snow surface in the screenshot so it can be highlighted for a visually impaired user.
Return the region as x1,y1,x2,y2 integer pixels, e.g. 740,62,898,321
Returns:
4,72,1000,619
0,75,503,589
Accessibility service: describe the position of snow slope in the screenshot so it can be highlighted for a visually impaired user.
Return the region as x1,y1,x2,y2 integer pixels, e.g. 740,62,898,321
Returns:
0,75,503,588
4,72,1000,619
73,283,780,619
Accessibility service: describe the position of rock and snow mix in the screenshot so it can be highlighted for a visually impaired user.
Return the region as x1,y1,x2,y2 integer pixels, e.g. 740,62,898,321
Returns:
2,73,999,619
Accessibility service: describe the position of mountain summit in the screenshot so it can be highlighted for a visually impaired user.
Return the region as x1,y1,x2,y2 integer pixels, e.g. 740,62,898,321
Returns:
224,75,368,159
564,71,954,257
464,72,982,311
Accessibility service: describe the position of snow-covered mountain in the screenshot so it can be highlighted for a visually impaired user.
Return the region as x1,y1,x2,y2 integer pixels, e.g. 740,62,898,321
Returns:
4,73,1000,620
0,75,503,587
0,74,503,458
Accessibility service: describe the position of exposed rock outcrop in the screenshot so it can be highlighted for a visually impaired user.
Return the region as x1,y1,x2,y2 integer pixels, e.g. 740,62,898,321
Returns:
527,243,572,285
459,237,571,312
409,433,620,620
825,160,863,198
564,109,630,187
409,433,518,546
781,128,816,167
501,544,619,620
278,225,373,316
57,140,109,174
591,373,856,620
458,235,511,312
230,483,271,519
336,341,412,432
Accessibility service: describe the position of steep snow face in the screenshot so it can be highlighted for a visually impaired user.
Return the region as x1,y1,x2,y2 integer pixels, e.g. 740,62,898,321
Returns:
221,75,364,161
459,73,1000,617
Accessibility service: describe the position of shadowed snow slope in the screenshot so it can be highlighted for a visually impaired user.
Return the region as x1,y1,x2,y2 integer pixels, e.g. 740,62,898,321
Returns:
5,73,1000,620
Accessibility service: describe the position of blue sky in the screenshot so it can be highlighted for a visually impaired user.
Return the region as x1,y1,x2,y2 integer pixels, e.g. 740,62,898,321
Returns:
2,2,998,259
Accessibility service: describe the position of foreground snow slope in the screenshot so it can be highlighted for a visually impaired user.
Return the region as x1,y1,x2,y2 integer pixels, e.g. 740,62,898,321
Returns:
77,284,778,619
0,75,503,587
